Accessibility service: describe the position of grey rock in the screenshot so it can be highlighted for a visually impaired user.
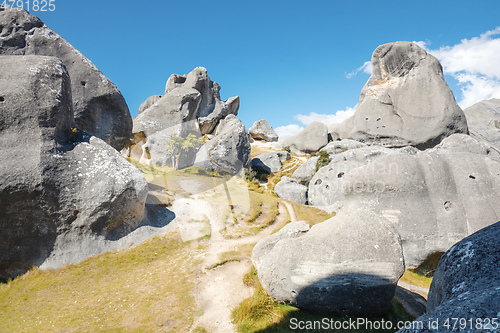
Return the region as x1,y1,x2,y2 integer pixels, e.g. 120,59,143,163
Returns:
251,221,310,271
251,151,290,174
309,134,500,269
255,210,405,316
320,139,368,156
339,41,468,149
291,156,319,184
194,115,251,174
0,8,132,150
327,123,341,141
130,67,242,166
0,56,149,280
249,119,279,142
397,222,500,333
463,98,500,152
138,95,163,114
277,122,328,155
274,176,308,205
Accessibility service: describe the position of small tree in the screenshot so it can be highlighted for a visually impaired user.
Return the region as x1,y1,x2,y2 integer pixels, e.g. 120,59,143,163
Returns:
166,133,204,170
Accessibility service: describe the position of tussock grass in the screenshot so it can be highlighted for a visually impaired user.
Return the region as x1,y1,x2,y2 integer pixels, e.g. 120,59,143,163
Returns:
400,270,433,289
289,201,335,226
0,232,203,332
232,266,417,333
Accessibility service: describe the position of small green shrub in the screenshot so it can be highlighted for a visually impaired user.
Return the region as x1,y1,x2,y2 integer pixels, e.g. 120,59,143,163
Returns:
314,150,330,173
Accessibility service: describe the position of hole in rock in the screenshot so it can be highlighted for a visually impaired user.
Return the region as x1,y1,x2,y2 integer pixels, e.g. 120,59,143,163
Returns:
469,175,476,180
0,96,4,102
80,81,86,86
325,185,330,189
337,172,344,178
314,179,322,186
444,201,452,211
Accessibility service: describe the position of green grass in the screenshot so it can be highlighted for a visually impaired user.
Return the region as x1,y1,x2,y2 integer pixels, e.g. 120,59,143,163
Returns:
399,270,433,290
0,232,203,332
232,266,417,333
207,244,255,270
289,201,336,226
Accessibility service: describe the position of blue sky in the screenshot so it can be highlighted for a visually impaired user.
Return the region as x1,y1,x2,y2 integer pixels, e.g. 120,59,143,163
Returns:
32,0,500,139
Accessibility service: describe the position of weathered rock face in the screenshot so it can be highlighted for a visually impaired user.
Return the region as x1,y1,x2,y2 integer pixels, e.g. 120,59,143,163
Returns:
249,119,279,142
320,139,367,156
463,98,500,152
0,8,132,150
309,134,500,269
397,222,500,333
130,67,244,168
339,41,468,149
251,151,290,174
254,210,405,316
0,56,148,280
274,176,308,205
138,95,163,114
291,156,319,184
194,115,251,174
277,121,328,155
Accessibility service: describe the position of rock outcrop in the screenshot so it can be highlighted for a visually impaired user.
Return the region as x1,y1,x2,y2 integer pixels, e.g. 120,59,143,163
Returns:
308,134,500,268
0,56,149,280
291,156,319,184
249,119,279,142
463,98,500,152
0,8,132,150
129,67,247,173
398,222,500,333
276,122,328,155
194,115,251,174
251,151,290,174
253,210,405,316
274,176,308,205
339,41,468,149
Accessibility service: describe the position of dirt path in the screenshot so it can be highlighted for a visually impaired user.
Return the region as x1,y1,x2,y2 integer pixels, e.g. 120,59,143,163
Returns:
281,200,298,222
186,194,291,332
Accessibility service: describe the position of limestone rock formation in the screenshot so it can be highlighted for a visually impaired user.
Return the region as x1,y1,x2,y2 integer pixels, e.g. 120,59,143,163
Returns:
0,56,149,280
398,222,500,333
251,151,290,174
327,123,341,141
0,8,132,150
249,119,279,142
276,122,328,155
194,115,251,174
339,41,468,148
251,221,311,271
291,156,319,184
320,139,367,156
254,210,405,316
129,67,245,170
308,134,500,268
463,98,500,152
274,176,308,205
138,95,163,114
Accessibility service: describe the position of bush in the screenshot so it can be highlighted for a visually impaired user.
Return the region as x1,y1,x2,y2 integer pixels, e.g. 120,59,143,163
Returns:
314,150,330,173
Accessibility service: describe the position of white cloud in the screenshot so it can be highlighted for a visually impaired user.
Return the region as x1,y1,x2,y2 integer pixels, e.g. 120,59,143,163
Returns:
428,27,500,108
294,106,356,126
412,40,429,50
346,61,372,78
275,124,304,141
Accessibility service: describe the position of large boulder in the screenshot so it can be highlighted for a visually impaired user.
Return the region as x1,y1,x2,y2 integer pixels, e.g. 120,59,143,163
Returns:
274,176,308,205
276,121,328,155
463,98,500,152
129,67,242,167
249,119,279,142
291,156,319,184
339,41,468,149
194,115,251,174
320,139,367,156
253,210,405,316
0,56,148,280
398,222,500,333
0,8,132,150
309,134,500,269
251,151,290,174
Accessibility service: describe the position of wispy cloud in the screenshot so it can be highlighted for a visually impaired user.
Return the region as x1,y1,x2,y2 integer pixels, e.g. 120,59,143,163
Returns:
428,27,500,108
275,124,304,141
346,61,372,78
294,106,356,125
